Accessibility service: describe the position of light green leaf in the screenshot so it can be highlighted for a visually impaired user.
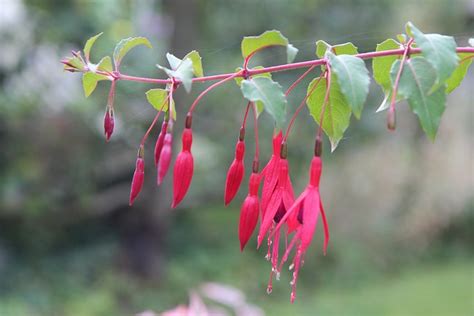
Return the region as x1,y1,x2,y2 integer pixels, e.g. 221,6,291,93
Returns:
287,44,298,63
445,53,473,93
166,53,182,70
234,66,272,86
84,32,103,62
306,75,352,151
113,37,152,68
372,39,402,112
396,34,407,44
316,40,358,58
64,56,85,70
469,38,474,46
146,88,170,111
328,52,370,119
241,30,297,63
82,72,108,97
391,57,446,141
240,77,287,128
184,50,204,77
406,22,458,90
96,56,113,72
157,58,194,93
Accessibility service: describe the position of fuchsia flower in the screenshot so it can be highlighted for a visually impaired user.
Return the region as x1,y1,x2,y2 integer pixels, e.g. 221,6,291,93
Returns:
238,171,261,251
260,131,283,213
103,107,114,142
224,128,246,205
172,114,194,208
154,119,168,168
272,156,330,303
129,145,145,206
157,131,173,185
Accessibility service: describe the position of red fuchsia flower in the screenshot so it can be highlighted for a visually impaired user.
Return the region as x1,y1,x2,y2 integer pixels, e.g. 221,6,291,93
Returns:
172,114,194,208
103,107,114,142
224,127,246,206
260,131,283,214
157,131,173,185
154,119,169,167
272,155,330,303
238,171,261,251
129,145,145,206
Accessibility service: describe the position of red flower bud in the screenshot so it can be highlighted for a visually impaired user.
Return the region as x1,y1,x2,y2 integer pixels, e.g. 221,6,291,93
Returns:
104,107,114,142
387,107,396,131
157,132,173,185
171,128,194,208
224,139,245,205
239,172,261,251
129,146,145,206
154,120,168,167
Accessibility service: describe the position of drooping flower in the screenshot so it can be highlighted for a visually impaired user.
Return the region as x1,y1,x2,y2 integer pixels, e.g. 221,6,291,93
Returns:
103,107,114,142
272,156,330,303
172,114,194,208
157,131,173,185
238,171,261,251
129,145,145,206
260,131,283,214
224,128,246,205
154,119,169,167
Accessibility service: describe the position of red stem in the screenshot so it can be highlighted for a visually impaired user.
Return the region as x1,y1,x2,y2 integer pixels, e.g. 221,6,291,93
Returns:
389,38,414,113
140,93,171,146
285,65,317,96
107,79,117,109
84,47,473,86
252,102,260,162
242,101,252,127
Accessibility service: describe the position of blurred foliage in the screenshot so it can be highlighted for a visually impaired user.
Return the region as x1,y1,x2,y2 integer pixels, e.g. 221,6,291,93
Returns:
0,0,473,315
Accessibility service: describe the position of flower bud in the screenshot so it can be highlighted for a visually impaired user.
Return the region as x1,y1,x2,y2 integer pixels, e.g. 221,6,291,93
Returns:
129,146,145,206
154,120,168,167
224,139,245,205
171,128,194,208
104,107,114,142
239,172,261,251
387,108,396,131
157,132,173,185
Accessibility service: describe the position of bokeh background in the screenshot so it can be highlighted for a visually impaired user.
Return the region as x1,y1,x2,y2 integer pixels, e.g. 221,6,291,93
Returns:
0,0,473,315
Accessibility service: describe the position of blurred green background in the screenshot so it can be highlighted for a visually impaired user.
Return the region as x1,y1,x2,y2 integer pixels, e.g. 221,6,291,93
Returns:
0,0,473,315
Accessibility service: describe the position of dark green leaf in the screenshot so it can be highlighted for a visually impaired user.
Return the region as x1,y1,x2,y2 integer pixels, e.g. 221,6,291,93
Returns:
391,57,446,141
113,37,152,68
306,75,352,151
240,77,287,128
241,30,298,63
328,52,370,119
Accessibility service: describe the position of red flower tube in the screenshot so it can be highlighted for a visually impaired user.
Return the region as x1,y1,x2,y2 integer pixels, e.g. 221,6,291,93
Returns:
157,131,173,185
260,131,283,214
103,107,114,142
129,146,145,206
238,172,261,251
172,115,194,208
154,119,168,167
224,128,246,205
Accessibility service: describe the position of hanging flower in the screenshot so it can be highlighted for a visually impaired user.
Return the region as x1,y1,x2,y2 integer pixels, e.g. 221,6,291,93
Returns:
154,119,169,167
129,145,145,206
172,114,194,208
157,131,173,185
238,172,261,251
224,128,246,205
260,131,283,214
103,107,114,142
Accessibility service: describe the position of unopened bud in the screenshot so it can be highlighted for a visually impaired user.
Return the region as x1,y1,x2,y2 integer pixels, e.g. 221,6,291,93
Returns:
387,108,396,131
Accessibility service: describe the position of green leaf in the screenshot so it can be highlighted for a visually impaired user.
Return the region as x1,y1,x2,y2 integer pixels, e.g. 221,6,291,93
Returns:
445,53,473,93
166,53,182,70
234,66,272,86
240,77,287,128
406,22,458,90
372,39,402,112
113,37,152,68
84,32,103,62
96,56,113,72
157,58,194,93
469,38,474,46
306,75,352,151
82,72,108,97
396,34,407,44
63,56,85,70
241,30,298,63
316,40,358,58
328,52,370,119
391,57,446,141
184,50,204,77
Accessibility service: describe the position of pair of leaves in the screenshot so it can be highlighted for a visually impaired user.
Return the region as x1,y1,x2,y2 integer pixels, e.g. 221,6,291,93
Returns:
241,30,298,63
157,51,203,93
145,88,176,120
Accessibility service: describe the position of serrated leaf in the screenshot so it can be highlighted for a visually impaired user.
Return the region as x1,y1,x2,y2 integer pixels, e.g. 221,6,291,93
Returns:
96,56,113,72
306,75,352,151
328,52,370,119
240,77,287,128
316,40,358,58
234,66,272,86
84,32,103,62
391,57,446,141
113,37,152,68
241,30,297,63
82,72,108,97
373,39,401,112
184,50,203,77
445,53,473,93
406,22,458,91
